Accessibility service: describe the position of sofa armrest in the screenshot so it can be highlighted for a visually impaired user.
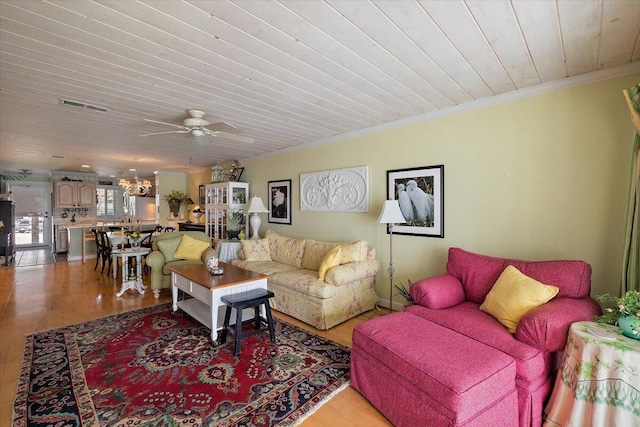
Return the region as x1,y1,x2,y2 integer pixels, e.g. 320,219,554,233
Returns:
410,274,466,309
515,296,602,352
324,259,380,286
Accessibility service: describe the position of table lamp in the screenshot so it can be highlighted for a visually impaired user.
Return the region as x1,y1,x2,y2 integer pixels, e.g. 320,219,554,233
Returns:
377,200,406,312
246,196,269,239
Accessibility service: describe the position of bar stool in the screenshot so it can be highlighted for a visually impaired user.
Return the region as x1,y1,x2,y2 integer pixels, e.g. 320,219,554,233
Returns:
220,289,276,356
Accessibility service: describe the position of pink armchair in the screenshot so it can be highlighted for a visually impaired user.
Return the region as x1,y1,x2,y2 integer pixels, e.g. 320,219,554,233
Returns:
351,247,601,427
407,248,601,426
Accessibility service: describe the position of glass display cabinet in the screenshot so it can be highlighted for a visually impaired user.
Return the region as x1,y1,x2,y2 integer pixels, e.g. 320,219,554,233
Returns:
204,182,249,241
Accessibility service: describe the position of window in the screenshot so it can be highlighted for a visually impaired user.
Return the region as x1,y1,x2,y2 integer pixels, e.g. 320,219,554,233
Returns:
96,186,121,218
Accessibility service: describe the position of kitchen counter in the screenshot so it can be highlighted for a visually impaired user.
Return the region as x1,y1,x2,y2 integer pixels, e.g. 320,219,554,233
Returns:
63,221,159,262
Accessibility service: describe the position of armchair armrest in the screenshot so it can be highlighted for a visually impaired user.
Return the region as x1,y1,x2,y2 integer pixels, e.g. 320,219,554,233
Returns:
324,259,380,286
515,296,602,352
145,250,165,270
410,274,465,309
201,247,217,263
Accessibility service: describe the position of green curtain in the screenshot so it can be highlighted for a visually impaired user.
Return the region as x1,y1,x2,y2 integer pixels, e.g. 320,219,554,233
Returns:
621,84,640,293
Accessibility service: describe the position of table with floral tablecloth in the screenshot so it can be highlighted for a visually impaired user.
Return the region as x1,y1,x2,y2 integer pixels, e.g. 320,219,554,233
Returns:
543,321,640,426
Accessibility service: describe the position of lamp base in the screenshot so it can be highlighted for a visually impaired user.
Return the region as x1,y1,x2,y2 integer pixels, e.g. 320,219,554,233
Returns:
249,213,261,239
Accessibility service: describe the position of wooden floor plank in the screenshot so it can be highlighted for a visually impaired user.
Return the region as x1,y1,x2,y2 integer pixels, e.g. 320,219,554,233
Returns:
0,250,392,426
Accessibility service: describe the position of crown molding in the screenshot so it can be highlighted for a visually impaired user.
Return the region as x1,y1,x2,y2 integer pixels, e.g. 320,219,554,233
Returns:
245,61,640,162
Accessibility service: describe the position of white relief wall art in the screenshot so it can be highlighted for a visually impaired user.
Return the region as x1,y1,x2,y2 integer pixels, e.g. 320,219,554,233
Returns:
300,166,369,212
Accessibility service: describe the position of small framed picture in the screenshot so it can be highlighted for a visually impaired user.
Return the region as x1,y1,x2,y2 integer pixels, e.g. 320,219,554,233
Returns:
268,179,292,224
198,184,205,207
386,165,444,238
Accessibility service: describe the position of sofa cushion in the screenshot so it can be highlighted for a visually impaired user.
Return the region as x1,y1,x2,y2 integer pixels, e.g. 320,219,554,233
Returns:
269,270,336,299
318,246,341,280
266,230,305,267
231,259,299,276
241,238,272,261
301,239,339,270
405,302,547,382
157,235,183,262
480,266,559,333
340,240,368,264
173,234,211,261
446,247,592,304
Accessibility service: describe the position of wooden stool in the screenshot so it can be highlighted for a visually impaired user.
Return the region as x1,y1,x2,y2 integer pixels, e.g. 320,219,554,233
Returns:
220,288,276,356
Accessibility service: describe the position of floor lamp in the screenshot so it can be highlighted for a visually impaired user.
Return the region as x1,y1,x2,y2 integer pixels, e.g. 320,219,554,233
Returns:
377,200,406,312
246,196,269,239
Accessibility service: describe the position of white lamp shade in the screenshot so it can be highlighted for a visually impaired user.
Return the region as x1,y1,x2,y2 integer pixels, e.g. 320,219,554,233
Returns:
247,196,269,213
377,200,406,224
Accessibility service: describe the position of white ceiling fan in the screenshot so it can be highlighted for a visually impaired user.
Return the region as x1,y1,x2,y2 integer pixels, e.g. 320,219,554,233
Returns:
139,109,255,144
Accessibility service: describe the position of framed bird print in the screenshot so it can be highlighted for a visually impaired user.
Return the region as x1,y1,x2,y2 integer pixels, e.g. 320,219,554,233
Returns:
268,179,292,225
386,165,444,238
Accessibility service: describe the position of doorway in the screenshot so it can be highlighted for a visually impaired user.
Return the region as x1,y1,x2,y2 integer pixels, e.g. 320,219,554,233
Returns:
7,182,52,249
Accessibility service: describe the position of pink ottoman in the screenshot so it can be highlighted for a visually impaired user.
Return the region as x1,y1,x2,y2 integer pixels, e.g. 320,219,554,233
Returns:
350,311,519,426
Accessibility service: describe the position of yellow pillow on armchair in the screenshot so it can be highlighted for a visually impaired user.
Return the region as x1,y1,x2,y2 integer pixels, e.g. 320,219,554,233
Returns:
173,234,211,261
480,265,559,333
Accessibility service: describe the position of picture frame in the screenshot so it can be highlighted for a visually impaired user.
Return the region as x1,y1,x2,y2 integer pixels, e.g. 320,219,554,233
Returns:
198,184,205,208
268,179,292,224
231,167,244,182
386,165,444,238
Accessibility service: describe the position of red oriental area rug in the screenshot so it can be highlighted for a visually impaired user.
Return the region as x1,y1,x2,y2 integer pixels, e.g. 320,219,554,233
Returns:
12,304,350,426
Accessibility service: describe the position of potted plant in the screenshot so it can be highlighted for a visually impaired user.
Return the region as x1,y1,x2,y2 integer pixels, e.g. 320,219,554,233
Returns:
227,209,244,239
163,190,187,218
595,290,640,339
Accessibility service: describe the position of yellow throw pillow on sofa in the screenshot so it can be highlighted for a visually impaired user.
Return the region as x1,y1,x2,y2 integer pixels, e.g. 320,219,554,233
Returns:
339,240,368,264
241,238,272,261
318,246,341,281
480,265,559,333
173,234,211,261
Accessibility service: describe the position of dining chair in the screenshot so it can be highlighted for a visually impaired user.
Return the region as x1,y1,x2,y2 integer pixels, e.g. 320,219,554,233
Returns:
97,230,114,274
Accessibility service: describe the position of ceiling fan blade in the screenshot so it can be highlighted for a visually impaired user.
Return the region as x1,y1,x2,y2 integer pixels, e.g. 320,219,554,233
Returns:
206,121,239,133
203,129,255,144
143,118,186,129
138,130,190,137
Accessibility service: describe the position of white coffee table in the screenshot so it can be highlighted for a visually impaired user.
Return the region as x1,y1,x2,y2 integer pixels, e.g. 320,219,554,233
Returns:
112,248,149,297
170,262,268,344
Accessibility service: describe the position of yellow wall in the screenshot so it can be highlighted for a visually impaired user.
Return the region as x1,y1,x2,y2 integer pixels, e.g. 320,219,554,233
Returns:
191,74,638,305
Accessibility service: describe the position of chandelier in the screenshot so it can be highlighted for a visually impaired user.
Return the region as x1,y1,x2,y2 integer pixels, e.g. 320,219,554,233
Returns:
119,172,152,196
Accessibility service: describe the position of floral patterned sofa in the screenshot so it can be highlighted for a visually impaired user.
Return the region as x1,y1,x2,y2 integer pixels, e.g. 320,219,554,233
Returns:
232,230,380,330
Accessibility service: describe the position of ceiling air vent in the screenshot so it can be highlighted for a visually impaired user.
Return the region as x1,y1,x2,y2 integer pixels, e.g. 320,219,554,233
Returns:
59,98,110,113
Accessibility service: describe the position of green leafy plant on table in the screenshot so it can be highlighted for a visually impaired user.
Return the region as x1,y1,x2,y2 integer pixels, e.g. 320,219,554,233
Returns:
595,290,640,338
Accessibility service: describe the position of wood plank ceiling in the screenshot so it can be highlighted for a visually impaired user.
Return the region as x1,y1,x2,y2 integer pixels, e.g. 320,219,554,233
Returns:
1,0,639,178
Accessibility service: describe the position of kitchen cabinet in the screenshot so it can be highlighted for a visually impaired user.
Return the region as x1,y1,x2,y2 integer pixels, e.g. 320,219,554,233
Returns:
204,182,249,241
54,181,96,207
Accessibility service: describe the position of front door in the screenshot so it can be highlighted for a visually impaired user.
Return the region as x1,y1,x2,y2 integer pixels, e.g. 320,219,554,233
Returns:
8,181,53,249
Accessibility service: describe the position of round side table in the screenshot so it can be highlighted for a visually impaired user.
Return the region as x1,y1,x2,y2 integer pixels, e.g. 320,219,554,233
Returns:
543,321,640,425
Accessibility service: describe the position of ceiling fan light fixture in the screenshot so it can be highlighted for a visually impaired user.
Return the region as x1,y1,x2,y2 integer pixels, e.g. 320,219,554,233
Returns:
191,129,205,137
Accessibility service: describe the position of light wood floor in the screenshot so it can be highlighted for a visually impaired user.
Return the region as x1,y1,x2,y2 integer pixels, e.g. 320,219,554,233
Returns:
0,252,393,426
